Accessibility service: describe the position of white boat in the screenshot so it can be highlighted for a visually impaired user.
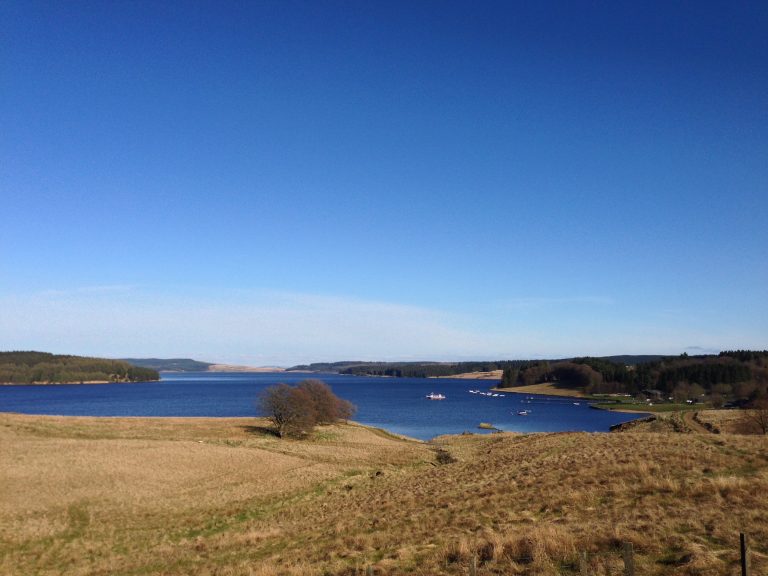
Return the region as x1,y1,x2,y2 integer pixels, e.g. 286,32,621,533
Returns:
426,392,446,400
517,410,530,416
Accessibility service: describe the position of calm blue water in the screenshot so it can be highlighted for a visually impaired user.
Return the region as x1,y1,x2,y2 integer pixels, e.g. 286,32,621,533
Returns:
0,372,647,440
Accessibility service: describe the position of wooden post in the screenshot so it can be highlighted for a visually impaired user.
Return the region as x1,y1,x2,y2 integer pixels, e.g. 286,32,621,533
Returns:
469,554,477,576
740,533,749,576
579,550,589,575
622,542,635,576
366,566,373,576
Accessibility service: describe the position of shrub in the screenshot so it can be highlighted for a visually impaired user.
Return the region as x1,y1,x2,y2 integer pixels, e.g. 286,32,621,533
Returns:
435,448,456,465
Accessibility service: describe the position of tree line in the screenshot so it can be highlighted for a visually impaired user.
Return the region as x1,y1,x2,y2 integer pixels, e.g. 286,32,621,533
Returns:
291,357,668,379
0,351,160,384
343,360,535,378
293,353,768,405
499,351,768,404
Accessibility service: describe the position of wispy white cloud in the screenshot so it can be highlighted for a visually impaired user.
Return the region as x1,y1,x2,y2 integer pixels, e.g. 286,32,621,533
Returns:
0,288,760,366
501,296,614,310
38,285,137,297
0,288,514,365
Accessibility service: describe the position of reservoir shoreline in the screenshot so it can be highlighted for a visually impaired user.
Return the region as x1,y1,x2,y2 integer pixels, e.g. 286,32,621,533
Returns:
0,372,651,439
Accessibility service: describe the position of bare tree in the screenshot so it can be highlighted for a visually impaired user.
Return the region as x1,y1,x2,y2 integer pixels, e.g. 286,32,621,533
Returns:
258,384,316,438
335,397,356,422
736,398,768,435
258,380,356,438
297,379,357,424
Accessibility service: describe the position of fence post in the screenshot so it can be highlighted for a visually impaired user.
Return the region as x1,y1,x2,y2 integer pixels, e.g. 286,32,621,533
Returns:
366,565,373,576
579,550,589,575
622,542,635,576
469,554,477,576
740,533,749,576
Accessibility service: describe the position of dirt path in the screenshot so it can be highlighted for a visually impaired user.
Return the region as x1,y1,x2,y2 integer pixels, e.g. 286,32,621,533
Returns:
683,411,711,433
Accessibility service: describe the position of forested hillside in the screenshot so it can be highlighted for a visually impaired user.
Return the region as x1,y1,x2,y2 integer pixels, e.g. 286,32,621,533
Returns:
291,353,768,406
292,360,536,378
290,356,665,378
499,351,768,405
0,352,159,384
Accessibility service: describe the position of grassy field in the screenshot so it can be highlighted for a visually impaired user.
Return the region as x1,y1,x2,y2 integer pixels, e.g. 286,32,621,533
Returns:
2,412,767,575
623,409,758,435
694,410,751,434
494,383,587,398
592,400,702,413
493,385,701,414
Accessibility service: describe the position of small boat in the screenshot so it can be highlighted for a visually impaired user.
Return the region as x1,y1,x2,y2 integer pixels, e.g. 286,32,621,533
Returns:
573,402,581,406
426,392,446,400
517,410,530,416
469,389,479,394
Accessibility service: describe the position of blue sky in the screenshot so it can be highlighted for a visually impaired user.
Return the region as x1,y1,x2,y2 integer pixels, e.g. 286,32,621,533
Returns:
1,1,766,365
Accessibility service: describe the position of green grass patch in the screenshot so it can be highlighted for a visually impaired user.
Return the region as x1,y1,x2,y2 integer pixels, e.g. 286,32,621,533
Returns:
595,401,700,413
312,430,341,441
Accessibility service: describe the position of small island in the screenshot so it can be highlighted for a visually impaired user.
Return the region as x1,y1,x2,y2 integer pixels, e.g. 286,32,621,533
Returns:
0,351,159,385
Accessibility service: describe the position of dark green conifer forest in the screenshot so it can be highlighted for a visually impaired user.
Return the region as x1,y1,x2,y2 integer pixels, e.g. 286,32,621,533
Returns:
0,351,160,384
294,352,768,405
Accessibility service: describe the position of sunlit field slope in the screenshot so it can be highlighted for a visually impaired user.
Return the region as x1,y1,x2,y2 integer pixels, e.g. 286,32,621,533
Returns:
1,413,766,575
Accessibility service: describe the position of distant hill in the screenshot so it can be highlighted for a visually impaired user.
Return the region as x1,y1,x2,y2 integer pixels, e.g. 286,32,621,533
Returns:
0,351,159,384
122,358,281,372
289,361,444,373
122,358,213,372
289,360,458,377
288,356,665,378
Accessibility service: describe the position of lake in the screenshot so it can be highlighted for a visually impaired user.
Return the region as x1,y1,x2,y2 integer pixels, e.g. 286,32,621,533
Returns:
0,372,647,440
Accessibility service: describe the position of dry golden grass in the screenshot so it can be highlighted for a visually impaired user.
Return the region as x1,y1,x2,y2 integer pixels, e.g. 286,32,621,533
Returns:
624,409,759,435
694,409,753,434
285,431,768,575
0,413,429,575
2,413,767,575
